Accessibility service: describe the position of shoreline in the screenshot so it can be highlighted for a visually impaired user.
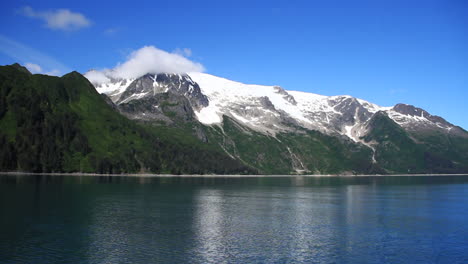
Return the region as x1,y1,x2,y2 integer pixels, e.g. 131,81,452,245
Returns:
0,171,467,178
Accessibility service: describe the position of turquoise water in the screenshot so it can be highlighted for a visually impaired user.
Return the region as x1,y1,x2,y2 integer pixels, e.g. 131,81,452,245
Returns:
1,175,468,263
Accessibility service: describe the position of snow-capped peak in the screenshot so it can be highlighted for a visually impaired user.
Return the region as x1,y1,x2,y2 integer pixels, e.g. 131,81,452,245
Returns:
187,72,394,136
86,70,457,140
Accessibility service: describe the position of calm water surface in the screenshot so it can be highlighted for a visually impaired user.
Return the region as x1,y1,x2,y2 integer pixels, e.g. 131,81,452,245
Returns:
1,175,468,264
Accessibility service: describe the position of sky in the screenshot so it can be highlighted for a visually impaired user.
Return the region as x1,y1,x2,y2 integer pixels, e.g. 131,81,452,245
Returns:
0,0,467,129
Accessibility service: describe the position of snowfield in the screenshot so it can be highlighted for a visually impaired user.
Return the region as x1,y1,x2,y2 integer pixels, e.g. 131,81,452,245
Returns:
89,71,453,140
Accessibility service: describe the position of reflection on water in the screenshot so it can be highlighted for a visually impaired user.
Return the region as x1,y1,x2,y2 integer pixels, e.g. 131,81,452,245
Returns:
1,174,468,263
193,189,226,263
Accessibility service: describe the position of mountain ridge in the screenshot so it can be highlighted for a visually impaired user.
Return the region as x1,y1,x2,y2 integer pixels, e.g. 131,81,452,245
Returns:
0,64,254,174
86,68,468,174
0,63,466,175
89,70,463,139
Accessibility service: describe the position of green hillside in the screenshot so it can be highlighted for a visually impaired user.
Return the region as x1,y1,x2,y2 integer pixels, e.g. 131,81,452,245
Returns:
363,112,468,173
204,117,380,175
0,64,253,174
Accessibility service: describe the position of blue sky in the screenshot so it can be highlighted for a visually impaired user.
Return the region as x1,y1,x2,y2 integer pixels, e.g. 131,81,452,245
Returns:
0,0,467,129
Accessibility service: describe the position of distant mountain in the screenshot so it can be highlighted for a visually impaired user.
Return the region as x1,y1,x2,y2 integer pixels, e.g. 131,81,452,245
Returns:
88,70,468,174
0,64,253,174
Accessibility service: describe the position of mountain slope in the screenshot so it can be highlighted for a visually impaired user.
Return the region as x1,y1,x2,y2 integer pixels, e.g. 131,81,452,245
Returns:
203,117,379,175
94,71,464,139
0,64,253,174
89,69,468,174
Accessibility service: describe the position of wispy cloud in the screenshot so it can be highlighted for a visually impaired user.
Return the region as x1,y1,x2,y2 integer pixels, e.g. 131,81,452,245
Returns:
85,46,204,84
0,34,70,75
24,62,61,76
24,62,42,74
19,6,91,31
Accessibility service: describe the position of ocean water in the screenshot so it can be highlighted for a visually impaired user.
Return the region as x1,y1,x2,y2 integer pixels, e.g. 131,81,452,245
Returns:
1,175,468,264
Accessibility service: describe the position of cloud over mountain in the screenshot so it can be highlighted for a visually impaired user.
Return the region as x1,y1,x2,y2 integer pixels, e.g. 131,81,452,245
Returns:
24,62,61,76
24,62,42,74
85,46,204,84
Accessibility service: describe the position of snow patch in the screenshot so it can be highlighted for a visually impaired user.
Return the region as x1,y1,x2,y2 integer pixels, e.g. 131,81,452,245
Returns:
195,105,222,124
95,79,134,95
119,91,149,104
344,125,356,142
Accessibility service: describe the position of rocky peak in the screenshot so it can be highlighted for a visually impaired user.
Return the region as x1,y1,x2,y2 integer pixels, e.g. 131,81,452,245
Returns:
329,96,373,126
87,70,467,143
392,103,452,128
393,103,428,117
115,73,209,111
154,73,209,110
116,74,154,104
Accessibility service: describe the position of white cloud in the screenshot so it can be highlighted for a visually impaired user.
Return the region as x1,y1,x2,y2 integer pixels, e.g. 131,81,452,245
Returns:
85,46,204,83
20,6,91,31
24,62,61,76
84,70,110,84
25,62,42,74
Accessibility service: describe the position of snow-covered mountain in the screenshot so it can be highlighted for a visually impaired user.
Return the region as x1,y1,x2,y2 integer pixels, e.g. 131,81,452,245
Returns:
2,62,466,175
88,71,463,142
83,70,468,174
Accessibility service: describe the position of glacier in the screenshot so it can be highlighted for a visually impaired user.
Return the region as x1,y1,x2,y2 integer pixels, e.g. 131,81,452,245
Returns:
88,70,459,142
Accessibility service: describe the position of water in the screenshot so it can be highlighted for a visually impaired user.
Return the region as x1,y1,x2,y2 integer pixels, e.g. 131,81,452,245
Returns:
1,175,468,264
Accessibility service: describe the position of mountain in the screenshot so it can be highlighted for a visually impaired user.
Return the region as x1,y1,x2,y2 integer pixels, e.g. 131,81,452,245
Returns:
0,63,466,175
0,64,253,174
88,70,468,174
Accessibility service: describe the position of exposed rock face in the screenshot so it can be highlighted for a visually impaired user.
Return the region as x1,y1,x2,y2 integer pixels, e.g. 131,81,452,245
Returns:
274,86,297,105
118,92,197,124
387,103,465,135
116,74,155,104
89,71,467,141
89,72,209,125
326,96,374,137
116,73,208,111
392,103,449,125
331,97,373,124
83,69,468,174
